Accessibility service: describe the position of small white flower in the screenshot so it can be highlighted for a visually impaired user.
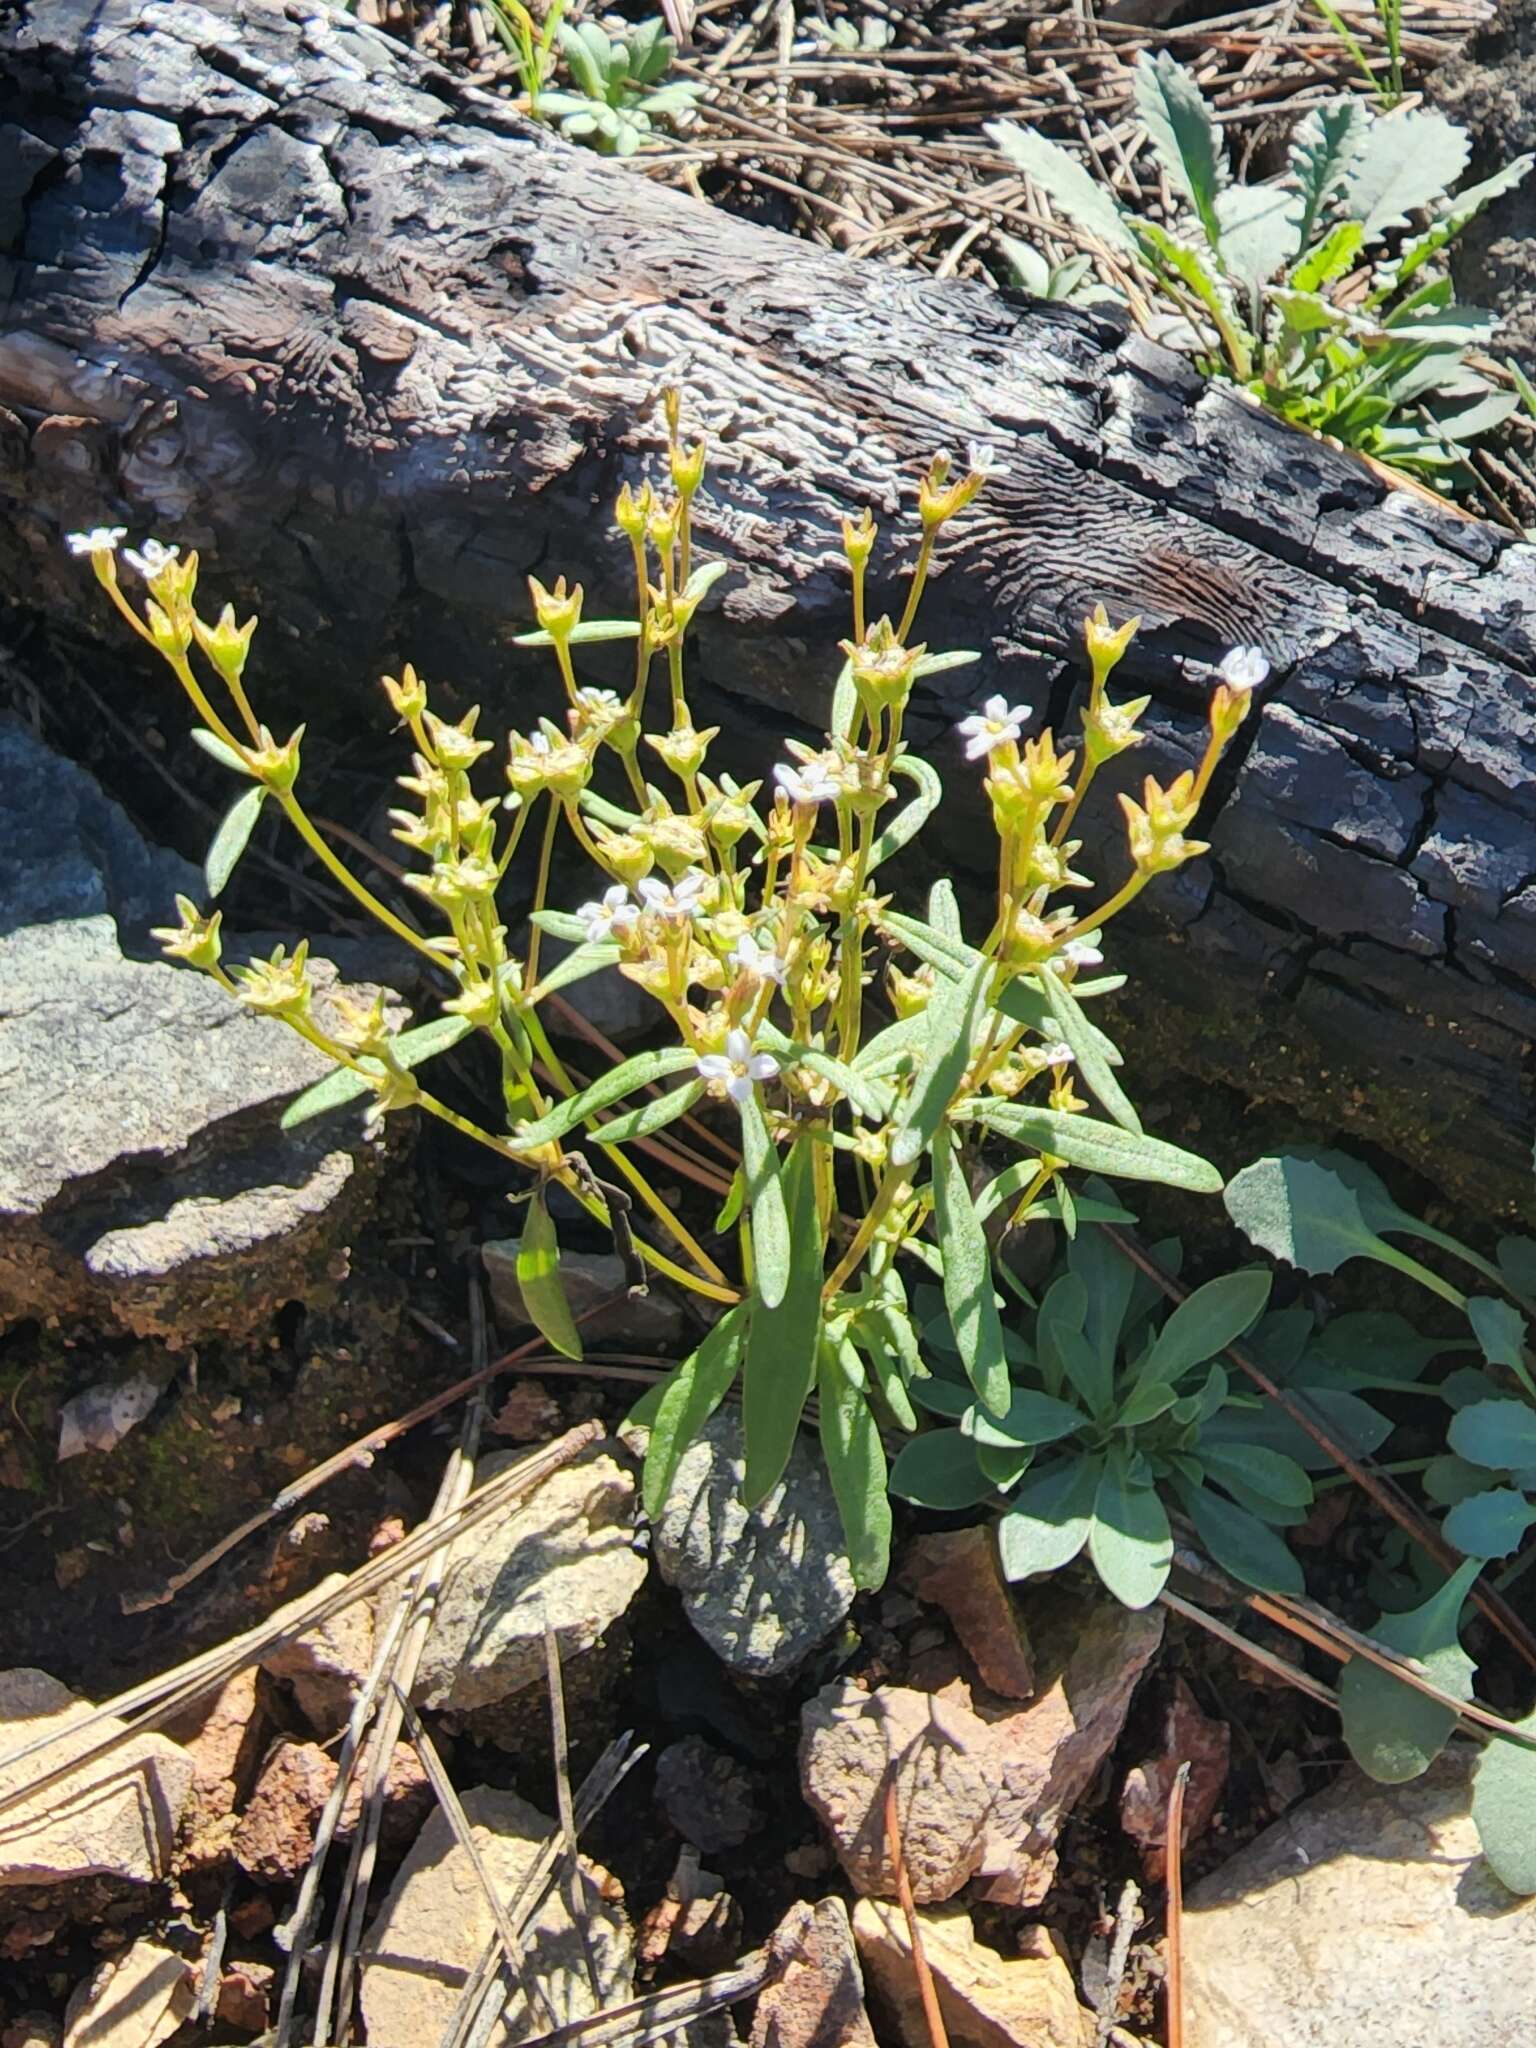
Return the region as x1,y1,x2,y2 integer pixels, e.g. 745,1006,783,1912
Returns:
774,758,842,807
65,526,127,558
638,869,708,923
1218,645,1269,693
696,1027,781,1106
731,931,786,985
956,693,1031,763
966,441,1006,479
122,537,180,580
1052,938,1104,973
577,884,638,943
575,687,624,715
1041,1042,1075,1067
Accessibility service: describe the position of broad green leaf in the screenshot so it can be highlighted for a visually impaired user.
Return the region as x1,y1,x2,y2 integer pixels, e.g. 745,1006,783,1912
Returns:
1214,182,1300,293
963,1100,1223,1193
819,1338,892,1589
516,1188,582,1361
868,755,943,869
1338,1560,1481,1784
596,1079,705,1145
1289,215,1364,290
1266,287,1347,340
1185,1483,1304,1594
512,1047,697,1148
191,726,256,775
530,940,622,1000
1338,107,1471,242
976,1439,1033,1489
1199,1386,1390,1470
1472,1706,1536,1895
1443,1487,1536,1561
1200,1440,1313,1509
1432,388,1522,444
889,1427,994,1509
890,957,991,1170
1449,1399,1536,1474
205,784,265,899
985,119,1135,252
1423,1453,1494,1507
998,1454,1102,1578
1224,1154,1380,1275
1305,1309,1453,1388
1467,1297,1534,1395
1134,49,1226,246
1498,1235,1536,1306
1088,1451,1173,1609
741,1141,823,1505
1054,1323,1115,1420
967,1388,1087,1449
910,1376,975,1420
1117,1378,1181,1429
740,1094,791,1308
1040,972,1141,1134
1176,1362,1231,1430
280,1013,475,1129
1140,1270,1272,1385
1287,98,1365,246
639,1304,748,1519
932,1127,1011,1418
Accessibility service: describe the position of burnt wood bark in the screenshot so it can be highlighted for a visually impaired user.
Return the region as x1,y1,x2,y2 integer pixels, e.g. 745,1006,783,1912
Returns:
4,0,1536,1214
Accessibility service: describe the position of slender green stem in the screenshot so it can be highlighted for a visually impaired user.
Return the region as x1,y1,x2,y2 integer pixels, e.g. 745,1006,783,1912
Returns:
273,792,440,964
896,532,936,644
523,794,561,990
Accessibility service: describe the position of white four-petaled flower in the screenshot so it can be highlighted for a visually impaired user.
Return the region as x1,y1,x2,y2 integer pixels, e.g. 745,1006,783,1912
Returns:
65,527,127,557
697,1027,781,1106
638,869,708,923
1218,645,1269,693
966,441,1006,479
1041,1042,1075,1067
577,884,639,943
1051,939,1104,973
956,693,1031,762
774,758,842,807
731,931,786,985
122,537,180,580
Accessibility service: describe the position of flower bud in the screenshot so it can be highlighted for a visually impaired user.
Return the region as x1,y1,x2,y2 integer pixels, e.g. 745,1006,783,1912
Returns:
615,479,655,541
645,722,717,779
247,723,305,793
193,604,259,682
1084,604,1139,694
670,437,707,497
527,574,583,642
423,706,493,772
841,508,877,570
382,663,428,723
233,940,312,1018
151,895,224,973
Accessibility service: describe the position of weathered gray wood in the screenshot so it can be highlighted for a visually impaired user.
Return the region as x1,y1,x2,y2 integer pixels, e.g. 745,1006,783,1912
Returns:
5,0,1536,1214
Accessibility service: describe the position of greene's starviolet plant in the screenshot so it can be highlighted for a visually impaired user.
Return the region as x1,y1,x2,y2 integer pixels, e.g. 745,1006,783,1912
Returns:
69,391,1262,1585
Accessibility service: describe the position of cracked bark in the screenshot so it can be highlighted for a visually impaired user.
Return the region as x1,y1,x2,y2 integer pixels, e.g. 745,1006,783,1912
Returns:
4,0,1536,1214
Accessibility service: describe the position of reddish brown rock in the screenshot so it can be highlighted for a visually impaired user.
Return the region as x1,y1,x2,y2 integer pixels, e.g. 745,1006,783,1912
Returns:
216,1961,274,2033
262,1574,376,1736
165,1667,267,1869
899,1529,1034,1701
750,1899,877,2048
853,1899,1093,2048
1120,1676,1231,1884
232,1740,343,1886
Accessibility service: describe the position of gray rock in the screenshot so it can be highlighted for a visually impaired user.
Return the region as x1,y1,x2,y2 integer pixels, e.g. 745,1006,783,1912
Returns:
651,1409,856,1678
655,1736,765,1853
1183,1750,1536,2048
482,1236,687,1351
413,1442,647,1714
0,717,401,1343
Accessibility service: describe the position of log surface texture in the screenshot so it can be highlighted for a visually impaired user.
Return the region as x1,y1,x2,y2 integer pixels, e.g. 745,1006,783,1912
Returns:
4,0,1536,1209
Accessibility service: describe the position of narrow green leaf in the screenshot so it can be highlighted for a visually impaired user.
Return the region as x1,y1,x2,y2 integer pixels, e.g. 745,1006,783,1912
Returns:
929,879,963,941
596,1079,706,1145
1141,1270,1272,1385
856,1319,919,1432
639,1304,748,1519
530,939,622,1000
741,1141,823,1505
1472,1706,1536,1895
1039,971,1141,1134
998,1454,1101,1578
514,619,642,646
516,1189,583,1361
1088,1450,1173,1608
512,1047,698,1148
985,119,1135,252
739,1091,791,1310
869,756,943,869
1134,49,1226,245
191,726,256,775
890,956,991,1170
889,1427,995,1509
1338,1560,1482,1784
1071,1226,1136,1379
1200,1440,1313,1508
963,1100,1223,1193
205,784,265,899
932,1127,1011,1419
967,1388,1087,1449
280,1014,475,1130
714,1167,745,1235
820,1339,892,1589
529,908,592,943
1037,1271,1088,1401
1185,1483,1304,1594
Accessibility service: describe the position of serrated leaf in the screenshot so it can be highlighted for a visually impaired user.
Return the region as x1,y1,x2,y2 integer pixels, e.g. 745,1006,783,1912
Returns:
1287,98,1366,245
1339,107,1472,242
889,1427,994,1509
932,1126,1011,1419
1214,182,1300,293
1473,1705,1536,1894
1467,1297,1534,1393
512,1047,697,1149
205,784,265,899
279,1013,475,1130
739,1091,791,1310
890,956,991,1170
820,1338,892,1589
985,118,1135,252
1338,1559,1482,1783
1223,1154,1381,1275
639,1303,747,1519
1133,49,1226,244
741,1140,823,1506
1140,1269,1272,1385
596,1079,705,1145
1289,215,1365,291
516,1188,582,1361
1448,1399,1536,1474
1443,1487,1536,1560
1040,971,1141,1134
963,1100,1223,1193
998,1454,1102,1578
1088,1449,1173,1608
1133,219,1249,352
1385,155,1533,295
1185,1483,1305,1593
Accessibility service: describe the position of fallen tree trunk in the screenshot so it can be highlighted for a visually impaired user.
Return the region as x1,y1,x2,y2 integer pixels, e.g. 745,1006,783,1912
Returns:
5,0,1536,1215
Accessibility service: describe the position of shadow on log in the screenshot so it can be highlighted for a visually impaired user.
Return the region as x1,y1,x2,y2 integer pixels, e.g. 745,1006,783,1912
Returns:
3,0,1535,1214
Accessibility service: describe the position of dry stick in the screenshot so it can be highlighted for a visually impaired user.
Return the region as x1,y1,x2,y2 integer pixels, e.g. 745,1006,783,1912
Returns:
0,1425,602,1825
1158,1588,1340,1708
1102,1225,1536,1674
544,1619,606,2011
507,1952,780,2048
884,1774,951,2048
1095,1879,1144,2048
120,1302,625,1614
1164,1762,1192,2048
